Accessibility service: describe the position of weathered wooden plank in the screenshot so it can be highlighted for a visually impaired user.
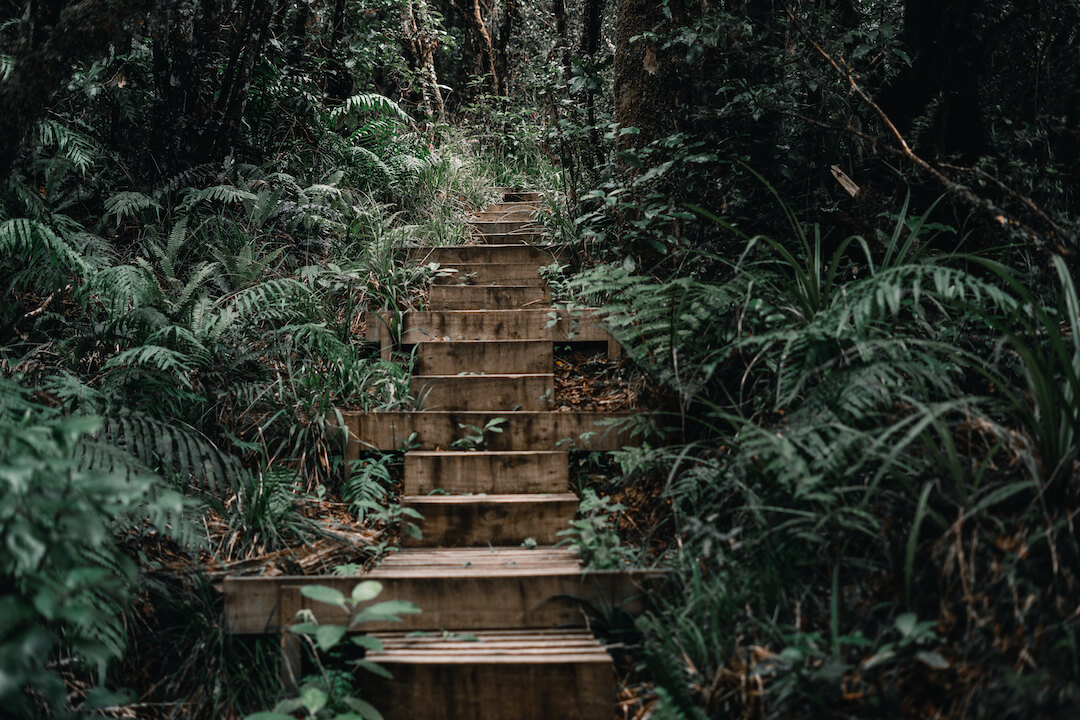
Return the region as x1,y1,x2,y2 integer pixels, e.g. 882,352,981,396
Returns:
471,209,538,221
341,410,634,453
474,231,545,244
382,309,610,344
404,450,568,494
366,630,613,720
502,191,544,203
224,549,656,634
432,263,546,286
402,493,577,547
427,285,551,310
411,374,554,411
469,220,539,235
409,245,568,265
414,340,552,375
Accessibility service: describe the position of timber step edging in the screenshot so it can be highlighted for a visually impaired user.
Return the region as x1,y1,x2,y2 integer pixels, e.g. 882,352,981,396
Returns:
409,244,569,264
427,284,552,310
224,547,657,634
402,493,578,547
341,409,635,453
411,373,554,412
365,629,613,720
433,263,547,286
414,340,553,375
365,309,614,345
404,450,568,494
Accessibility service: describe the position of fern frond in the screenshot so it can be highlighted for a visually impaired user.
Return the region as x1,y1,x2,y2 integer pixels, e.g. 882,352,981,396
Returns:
330,93,413,124
104,191,162,227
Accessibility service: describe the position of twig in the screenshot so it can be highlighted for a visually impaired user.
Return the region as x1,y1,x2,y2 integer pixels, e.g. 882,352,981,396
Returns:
782,2,1073,255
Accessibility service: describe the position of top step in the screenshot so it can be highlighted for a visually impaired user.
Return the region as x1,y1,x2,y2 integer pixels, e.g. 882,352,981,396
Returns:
500,191,544,203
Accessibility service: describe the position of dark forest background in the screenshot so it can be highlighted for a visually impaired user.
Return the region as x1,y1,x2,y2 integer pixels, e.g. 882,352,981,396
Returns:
1,1,1078,718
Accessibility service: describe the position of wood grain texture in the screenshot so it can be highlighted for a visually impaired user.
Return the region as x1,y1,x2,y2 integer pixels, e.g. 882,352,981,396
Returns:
341,410,635,453
366,630,614,720
427,284,551,310
411,373,554,411
403,450,569,494
409,244,568,265
402,493,577,547
224,547,657,634
414,340,553,375
432,263,546,286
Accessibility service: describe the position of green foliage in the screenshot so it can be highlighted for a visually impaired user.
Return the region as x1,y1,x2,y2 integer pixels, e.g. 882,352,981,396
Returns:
0,381,188,719
249,581,421,720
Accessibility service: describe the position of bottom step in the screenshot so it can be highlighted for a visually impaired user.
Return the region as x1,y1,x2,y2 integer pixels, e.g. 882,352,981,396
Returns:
367,629,613,720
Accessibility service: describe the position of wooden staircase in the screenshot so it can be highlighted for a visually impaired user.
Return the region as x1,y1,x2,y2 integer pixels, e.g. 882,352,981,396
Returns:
224,191,649,719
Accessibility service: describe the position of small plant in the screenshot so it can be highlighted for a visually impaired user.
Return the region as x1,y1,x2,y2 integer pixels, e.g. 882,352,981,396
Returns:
558,488,638,569
450,417,507,450
247,581,420,720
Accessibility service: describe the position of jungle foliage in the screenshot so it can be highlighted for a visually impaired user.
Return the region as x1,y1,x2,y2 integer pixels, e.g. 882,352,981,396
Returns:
1,0,1079,719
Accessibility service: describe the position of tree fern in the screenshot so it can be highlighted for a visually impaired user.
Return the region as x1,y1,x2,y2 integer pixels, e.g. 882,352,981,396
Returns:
330,92,413,125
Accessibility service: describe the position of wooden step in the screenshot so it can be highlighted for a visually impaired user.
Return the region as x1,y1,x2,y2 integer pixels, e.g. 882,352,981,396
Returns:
341,410,634,453
225,547,654,633
432,263,546,286
415,340,552,375
471,209,538,221
469,220,539,235
474,231,545,244
502,191,544,203
484,201,542,212
365,309,610,345
366,629,613,720
412,373,554,411
427,284,551,310
411,244,568,265
402,493,577,547
404,451,568,494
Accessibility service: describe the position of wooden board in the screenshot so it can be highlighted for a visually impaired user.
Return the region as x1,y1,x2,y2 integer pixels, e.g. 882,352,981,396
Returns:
502,191,544,203
432,263,546,286
409,245,568,265
415,340,553,375
469,220,539,235
224,547,656,634
366,629,613,720
363,309,610,345
341,410,635,453
412,374,554,411
402,493,577,547
474,231,545,244
404,450,568,494
471,209,538,221
427,285,551,310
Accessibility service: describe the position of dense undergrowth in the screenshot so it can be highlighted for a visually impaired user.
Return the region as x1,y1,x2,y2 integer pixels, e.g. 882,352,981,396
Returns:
3,1,1080,719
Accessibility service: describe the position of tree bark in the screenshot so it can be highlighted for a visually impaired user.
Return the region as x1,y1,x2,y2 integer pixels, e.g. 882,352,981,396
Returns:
613,0,681,146
494,0,518,95
402,0,446,119
468,0,498,93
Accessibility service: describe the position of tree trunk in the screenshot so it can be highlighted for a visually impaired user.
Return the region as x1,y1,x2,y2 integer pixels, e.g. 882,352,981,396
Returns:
614,0,681,146
494,0,518,96
402,0,446,119
468,0,498,93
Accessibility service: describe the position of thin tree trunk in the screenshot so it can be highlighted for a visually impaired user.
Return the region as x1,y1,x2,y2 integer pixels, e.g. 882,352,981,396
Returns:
469,0,498,93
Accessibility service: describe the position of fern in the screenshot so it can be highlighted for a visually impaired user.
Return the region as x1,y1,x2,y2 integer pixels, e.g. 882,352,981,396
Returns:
330,92,413,125
104,190,162,227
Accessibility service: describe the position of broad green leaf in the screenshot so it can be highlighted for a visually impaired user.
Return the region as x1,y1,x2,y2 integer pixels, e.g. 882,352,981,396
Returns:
314,624,347,651
351,635,385,652
351,581,382,604
301,686,328,714
351,659,393,679
345,696,386,720
301,585,347,610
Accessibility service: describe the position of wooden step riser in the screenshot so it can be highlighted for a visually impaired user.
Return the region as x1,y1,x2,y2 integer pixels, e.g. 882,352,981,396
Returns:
470,221,540,235
402,495,577,547
427,285,551,310
367,657,613,720
412,375,554,411
484,201,542,213
475,232,545,244
433,264,546,286
404,451,568,494
471,211,538,221
225,571,650,633
502,192,544,203
414,341,553,375
342,410,633,453
366,310,609,344
412,245,568,265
